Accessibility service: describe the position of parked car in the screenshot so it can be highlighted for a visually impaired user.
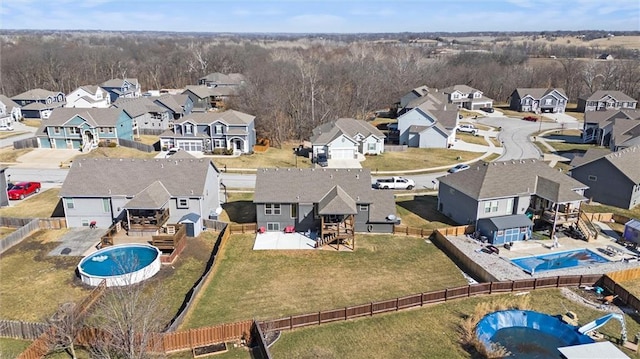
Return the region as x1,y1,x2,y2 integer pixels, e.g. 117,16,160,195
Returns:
316,154,328,167
456,124,478,135
373,176,415,190
480,107,494,113
523,116,538,122
8,181,41,200
448,164,470,173
0,124,14,131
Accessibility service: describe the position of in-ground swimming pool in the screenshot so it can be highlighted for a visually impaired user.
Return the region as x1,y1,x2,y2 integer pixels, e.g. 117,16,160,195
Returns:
511,248,609,274
78,243,162,287
476,310,593,359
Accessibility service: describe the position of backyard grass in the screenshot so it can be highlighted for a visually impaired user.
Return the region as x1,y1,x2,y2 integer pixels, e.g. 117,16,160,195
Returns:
136,134,160,146
0,338,32,359
395,194,457,229
74,146,157,159
0,147,32,163
581,203,640,221
220,192,255,224
21,119,42,128
270,288,640,359
182,233,468,328
620,279,640,299
361,148,480,172
0,188,61,218
0,227,16,237
0,229,90,321
211,141,312,170
455,132,489,146
0,131,26,139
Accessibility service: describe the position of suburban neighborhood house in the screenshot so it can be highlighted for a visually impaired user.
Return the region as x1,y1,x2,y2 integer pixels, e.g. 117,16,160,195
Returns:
65,85,111,108
310,118,385,161
441,85,494,110
60,157,222,237
581,109,640,148
437,160,589,244
100,78,142,102
577,90,638,112
11,88,66,119
398,85,430,115
198,72,246,88
159,110,256,154
508,88,568,113
397,97,458,148
153,94,194,120
112,96,172,130
0,95,22,125
35,108,134,151
254,168,398,244
570,146,640,210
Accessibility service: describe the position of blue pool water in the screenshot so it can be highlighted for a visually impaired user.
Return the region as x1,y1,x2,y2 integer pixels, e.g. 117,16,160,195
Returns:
79,245,158,276
511,249,609,274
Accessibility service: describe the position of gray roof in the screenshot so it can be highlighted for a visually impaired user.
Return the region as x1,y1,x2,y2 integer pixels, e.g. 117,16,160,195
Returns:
478,214,532,230
199,72,245,85
572,145,640,184
112,97,167,118
22,102,65,110
12,88,62,100
153,94,189,113
183,85,237,99
438,159,588,203
569,148,612,167
310,118,385,145
318,185,357,215
441,84,486,97
407,91,449,110
579,90,637,103
584,109,640,126
174,110,254,126
123,181,171,209
514,88,568,100
100,78,139,88
368,190,397,223
0,95,20,110
612,119,640,145
60,157,217,198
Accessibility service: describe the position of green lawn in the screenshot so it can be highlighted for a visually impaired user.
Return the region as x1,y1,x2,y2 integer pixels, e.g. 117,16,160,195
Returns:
270,288,640,359
0,338,32,359
0,188,62,218
362,148,480,172
182,234,468,328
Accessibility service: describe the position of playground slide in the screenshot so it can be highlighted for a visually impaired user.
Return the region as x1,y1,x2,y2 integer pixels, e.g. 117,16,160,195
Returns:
578,313,625,335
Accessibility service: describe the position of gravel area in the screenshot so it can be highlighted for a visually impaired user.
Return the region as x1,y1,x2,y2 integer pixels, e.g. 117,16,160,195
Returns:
449,235,640,282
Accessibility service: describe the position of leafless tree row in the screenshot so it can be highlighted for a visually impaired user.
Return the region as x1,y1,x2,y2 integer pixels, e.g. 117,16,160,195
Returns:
2,34,638,144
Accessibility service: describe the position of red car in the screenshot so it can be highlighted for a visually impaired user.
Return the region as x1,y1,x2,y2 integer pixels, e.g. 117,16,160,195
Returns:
8,181,41,200
523,116,538,122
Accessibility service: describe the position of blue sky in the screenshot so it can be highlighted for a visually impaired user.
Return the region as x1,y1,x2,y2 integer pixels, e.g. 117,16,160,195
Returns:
1,0,639,33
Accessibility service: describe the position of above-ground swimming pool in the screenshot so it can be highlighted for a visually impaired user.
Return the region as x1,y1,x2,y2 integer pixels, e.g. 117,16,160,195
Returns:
78,243,162,287
476,310,593,358
511,248,609,274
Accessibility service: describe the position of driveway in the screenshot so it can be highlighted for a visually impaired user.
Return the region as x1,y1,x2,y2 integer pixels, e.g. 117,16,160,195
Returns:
544,112,579,124
14,149,79,169
327,158,361,168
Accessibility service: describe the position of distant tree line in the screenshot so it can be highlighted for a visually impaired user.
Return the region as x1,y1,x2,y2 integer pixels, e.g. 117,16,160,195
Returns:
1,32,639,145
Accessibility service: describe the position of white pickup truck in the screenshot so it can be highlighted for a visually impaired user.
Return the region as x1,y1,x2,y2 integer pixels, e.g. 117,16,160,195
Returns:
373,176,415,190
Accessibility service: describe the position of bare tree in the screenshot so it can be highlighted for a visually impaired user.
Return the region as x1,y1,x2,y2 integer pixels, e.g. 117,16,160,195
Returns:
44,302,84,359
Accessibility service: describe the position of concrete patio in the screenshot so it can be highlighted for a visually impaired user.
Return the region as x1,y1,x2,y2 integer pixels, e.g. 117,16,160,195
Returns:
253,231,318,250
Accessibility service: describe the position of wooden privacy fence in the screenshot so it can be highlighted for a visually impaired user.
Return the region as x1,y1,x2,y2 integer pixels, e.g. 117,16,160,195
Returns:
0,320,47,340
0,218,67,255
0,218,39,254
259,274,602,332
161,320,252,353
119,138,155,153
228,223,257,234
251,320,273,359
13,137,38,149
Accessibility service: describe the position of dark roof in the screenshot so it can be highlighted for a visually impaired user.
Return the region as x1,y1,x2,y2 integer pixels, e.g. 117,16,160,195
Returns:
438,159,588,203
100,78,139,88
572,145,640,184
153,94,189,113
112,97,167,118
318,185,357,215
310,118,385,145
569,148,612,167
478,214,532,230
60,157,217,198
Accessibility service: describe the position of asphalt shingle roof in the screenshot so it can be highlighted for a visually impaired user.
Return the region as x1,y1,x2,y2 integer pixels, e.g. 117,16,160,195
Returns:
514,88,568,100
573,145,640,184
579,90,637,103
318,185,357,215
478,214,533,230
310,118,384,145
100,78,139,88
0,95,20,111
173,110,254,126
12,88,62,100
584,109,640,126
124,181,172,209
112,97,167,118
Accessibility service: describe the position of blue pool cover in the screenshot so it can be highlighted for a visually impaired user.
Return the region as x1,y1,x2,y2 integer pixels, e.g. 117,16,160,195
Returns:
476,310,593,358
511,248,609,274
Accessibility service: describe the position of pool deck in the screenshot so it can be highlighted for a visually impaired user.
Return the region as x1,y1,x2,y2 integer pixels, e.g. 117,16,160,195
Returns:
447,228,640,281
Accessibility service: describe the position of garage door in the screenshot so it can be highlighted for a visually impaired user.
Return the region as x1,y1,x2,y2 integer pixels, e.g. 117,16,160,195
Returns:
177,140,203,152
330,148,355,159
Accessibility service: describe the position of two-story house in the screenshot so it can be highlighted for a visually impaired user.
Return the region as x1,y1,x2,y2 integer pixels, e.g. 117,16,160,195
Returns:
60,157,222,235
577,90,638,112
441,85,494,110
570,146,640,210
310,118,385,161
438,159,589,244
398,85,430,115
159,110,256,154
11,89,66,119
112,97,172,131
509,88,568,113
254,168,398,241
65,85,111,108
397,94,458,149
100,78,142,103
582,109,640,146
198,72,246,88
153,94,193,120
36,108,134,152
0,95,22,125
182,85,237,112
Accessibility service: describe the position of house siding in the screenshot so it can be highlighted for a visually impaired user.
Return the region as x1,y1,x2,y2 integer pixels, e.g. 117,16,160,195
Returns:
203,164,222,219
256,203,296,231
476,197,525,220
438,183,479,224
418,128,448,148
572,160,637,209
63,197,120,228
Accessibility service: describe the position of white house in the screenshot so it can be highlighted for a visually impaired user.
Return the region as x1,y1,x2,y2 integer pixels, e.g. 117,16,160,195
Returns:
65,85,111,108
397,100,458,148
310,118,385,160
0,95,22,125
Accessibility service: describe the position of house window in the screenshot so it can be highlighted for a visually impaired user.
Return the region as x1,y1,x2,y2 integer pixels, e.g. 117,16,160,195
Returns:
102,198,110,213
368,143,376,151
267,222,280,231
290,204,297,219
65,198,75,209
185,125,193,134
177,198,189,209
484,202,491,213
505,198,513,215
484,201,498,213
82,219,89,227
215,124,223,134
69,127,79,134
520,227,528,233
588,175,597,181
53,127,61,134
265,203,281,215
544,98,553,105
359,204,369,211
108,127,114,133
491,201,498,212
214,139,225,148
497,230,504,236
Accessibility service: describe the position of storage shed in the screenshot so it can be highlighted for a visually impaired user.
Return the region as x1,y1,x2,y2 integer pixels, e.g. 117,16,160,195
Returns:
476,214,533,245
623,219,640,245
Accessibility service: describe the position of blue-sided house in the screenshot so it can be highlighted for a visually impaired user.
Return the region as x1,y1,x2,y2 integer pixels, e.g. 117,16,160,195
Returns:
36,108,134,152
476,214,533,245
623,219,640,245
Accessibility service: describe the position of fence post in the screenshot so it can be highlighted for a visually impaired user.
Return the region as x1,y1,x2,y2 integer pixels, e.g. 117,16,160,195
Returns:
345,307,348,320
420,293,424,307
318,311,321,325
370,303,373,316
396,297,399,311
290,316,293,330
